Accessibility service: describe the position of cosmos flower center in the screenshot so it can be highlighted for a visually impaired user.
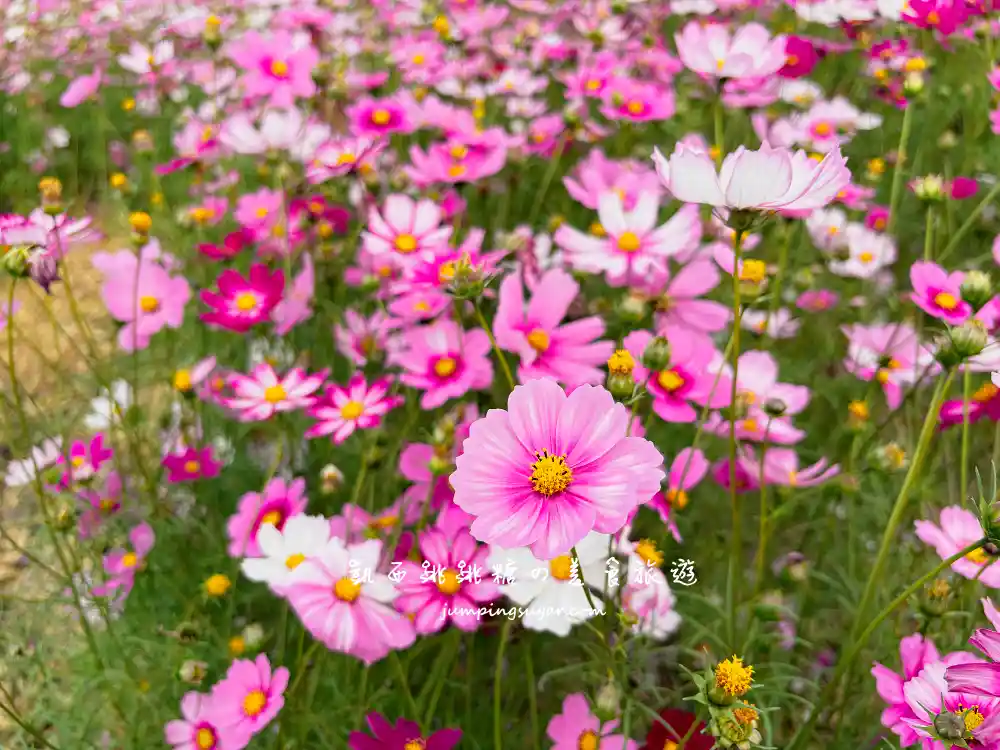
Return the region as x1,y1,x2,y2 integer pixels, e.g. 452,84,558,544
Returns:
626,100,645,115
335,576,362,601
662,742,678,750
174,369,193,391
264,384,287,404
72,455,86,468
741,418,759,433
549,554,574,580
859,251,874,263
403,740,426,750
934,291,958,310
530,450,573,496
270,60,289,78
967,547,991,565
448,164,467,178
235,292,259,312
974,383,999,402
635,539,664,566
617,231,641,253
437,568,461,595
927,9,940,23
657,369,685,392
184,460,200,474
433,357,458,377
739,260,766,284
395,233,418,253
786,53,799,66
256,207,269,218
961,707,986,732
341,400,365,420
527,328,550,353
590,222,606,237
450,145,468,160
715,58,725,71
333,153,357,168
121,552,138,568
578,730,599,750
243,690,267,717
813,121,833,137
195,727,216,749
788,470,799,486
99,497,116,512
139,295,160,313
412,54,426,65
260,510,283,527
439,261,457,283
585,78,601,91
371,109,392,126
285,553,305,570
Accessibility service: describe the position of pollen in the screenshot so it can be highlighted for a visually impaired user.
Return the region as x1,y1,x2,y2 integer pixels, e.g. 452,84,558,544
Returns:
285,553,305,570
139,295,160,313
260,510,283,527
243,690,267,717
963,707,986,732
235,291,259,313
926,9,940,23
438,261,456,283
269,59,289,77
263,384,287,404
617,231,641,253
577,730,599,750
549,554,574,580
433,357,458,378
530,450,573,496
715,655,754,697
371,108,392,126
635,539,664,567
195,727,216,749
184,460,200,474
448,164,467,178
527,329,550,353
739,259,766,284
607,349,635,375
813,121,833,137
437,568,462,595
412,53,426,65
334,577,362,602
934,291,958,310
404,739,427,750
657,369,685,392
340,401,364,420
450,145,469,160
394,233,418,253
666,488,689,509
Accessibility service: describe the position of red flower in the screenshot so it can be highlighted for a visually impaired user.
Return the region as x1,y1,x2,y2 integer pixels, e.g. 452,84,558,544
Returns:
642,709,713,750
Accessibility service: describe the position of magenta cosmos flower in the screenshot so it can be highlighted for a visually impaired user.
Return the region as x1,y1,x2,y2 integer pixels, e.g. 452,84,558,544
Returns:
396,321,493,409
200,264,285,333
915,506,1000,588
285,538,415,665
347,96,415,138
224,364,327,422
348,712,461,750
305,374,403,444
547,693,636,750
227,477,309,558
494,268,614,388
209,654,288,740
947,600,1000,698
227,31,319,108
362,194,452,268
909,260,973,325
93,521,155,600
394,526,499,634
162,445,222,483
451,379,664,558
652,143,850,212
940,381,1000,428
165,691,251,750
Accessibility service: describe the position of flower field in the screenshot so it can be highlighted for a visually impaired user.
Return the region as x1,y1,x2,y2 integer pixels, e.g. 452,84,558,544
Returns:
1,0,1000,748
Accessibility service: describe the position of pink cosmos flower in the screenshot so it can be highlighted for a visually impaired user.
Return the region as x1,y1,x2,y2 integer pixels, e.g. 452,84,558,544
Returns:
272,255,315,335
739,447,840,488
209,654,289,739
118,40,175,77
396,321,493,410
624,329,730,423
916,506,1000,587
494,268,613,388
60,67,102,107
165,691,250,750
599,79,675,123
452,379,665,558
58,434,114,487
842,323,938,409
728,350,811,415
285,537,416,665
780,36,820,78
675,21,787,79
910,260,972,325
705,406,806,445
307,136,384,182
348,713,461,750
93,521,155,600
200,264,285,333
77,471,123,539
100,260,191,351
362,195,452,268
562,149,663,211
162,446,222,483
903,660,1000,746
347,96,415,137
335,310,399,366
547,693,637,750
940,381,1000,428
903,0,968,34
796,289,840,312
305,375,403,444
234,188,283,234
228,31,319,108
394,526,499,633
648,448,708,541
947,600,1000,698
227,477,309,558
645,260,729,336
554,194,700,286
872,633,943,747
652,143,851,212
223,364,327,422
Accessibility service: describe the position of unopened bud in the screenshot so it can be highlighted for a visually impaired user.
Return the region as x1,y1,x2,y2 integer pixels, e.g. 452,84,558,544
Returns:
763,398,786,417
319,464,344,494
913,175,945,202
607,372,635,400
933,710,965,741
241,623,265,649
641,336,671,371
619,293,648,322
903,71,925,95
594,680,621,720
178,660,208,684
961,270,993,311
937,320,988,366
3,246,30,278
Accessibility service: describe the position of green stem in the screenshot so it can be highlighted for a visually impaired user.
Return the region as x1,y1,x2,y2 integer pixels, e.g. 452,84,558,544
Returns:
713,96,725,166
571,545,601,614
525,642,541,750
923,206,935,261
389,650,421,720
766,221,793,329
753,437,771,599
526,136,567,229
726,231,745,647
887,102,915,236
474,300,516,393
494,618,514,750
938,179,1000,262
960,368,972,508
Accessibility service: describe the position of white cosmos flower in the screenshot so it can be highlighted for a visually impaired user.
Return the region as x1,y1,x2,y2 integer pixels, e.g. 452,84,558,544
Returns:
84,380,133,431
241,514,332,592
5,437,62,487
487,531,613,637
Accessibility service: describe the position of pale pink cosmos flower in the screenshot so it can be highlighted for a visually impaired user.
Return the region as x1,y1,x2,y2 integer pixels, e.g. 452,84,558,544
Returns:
100,260,191,352
726,350,811,415
227,477,309,558
554,193,700,286
902,660,1000,745
739,447,840,487
362,194,452,268
494,268,614,388
219,109,311,156
806,207,849,252
705,407,806,445
872,633,946,748
622,564,682,640
910,260,972,326
675,21,787,79
642,260,729,336
562,149,663,211
285,537,416,665
347,96,415,137
272,255,314,336
842,323,939,409
394,526,499,634
305,375,403,444
60,67,102,107
118,40,175,76
652,142,851,212
334,310,399,366
224,364,328,422
451,379,665,558
946,600,1000,699
227,31,319,108
915,506,1000,588
828,224,897,278
209,654,289,739
547,693,637,750
307,136,384,183
164,691,250,750
93,521,155,601
599,79,675,123
395,321,493,410
648,447,709,541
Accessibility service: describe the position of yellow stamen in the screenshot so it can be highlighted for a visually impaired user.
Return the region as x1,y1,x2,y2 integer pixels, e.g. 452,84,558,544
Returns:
340,401,364,420
334,577,362,602
527,329,550,353
617,231,641,253
433,357,457,377
264,385,286,404
394,233,417,253
242,690,267,717
549,555,574,580
530,450,573,496
437,569,461,595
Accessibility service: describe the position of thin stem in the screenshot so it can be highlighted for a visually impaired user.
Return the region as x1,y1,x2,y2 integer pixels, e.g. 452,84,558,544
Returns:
474,300,516,393
674,713,702,750
526,135,567,229
753,434,771,599
493,618,514,750
887,102,914,236
960,368,972,508
571,545,601,614
939,179,1000,262
389,651,421,721
713,96,725,166
923,206,935,261
726,231,745,647
525,643,541,750
766,221,793,329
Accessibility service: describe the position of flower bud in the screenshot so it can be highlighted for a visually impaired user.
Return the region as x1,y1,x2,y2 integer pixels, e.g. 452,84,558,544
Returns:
871,442,908,472
320,464,344,494
938,130,958,150
618,293,648,322
913,175,946,202
933,710,966,741
763,398,786,417
129,211,152,236
28,248,60,293
961,270,993,311
607,372,635,400
429,454,452,476
594,679,621,720
641,336,671,371
939,320,989,365
241,623,265,649
903,71,925,96
921,577,952,617
3,246,31,278
178,660,208,684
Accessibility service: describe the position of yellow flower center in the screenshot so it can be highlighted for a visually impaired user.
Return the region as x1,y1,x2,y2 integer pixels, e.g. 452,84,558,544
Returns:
371,108,391,125
404,740,426,750
549,554,574,580
260,510,283,527
196,727,216,748
285,553,305,570
813,121,833,137
448,164,467,178
967,548,991,565
666,488,689,509
607,349,635,375
627,100,644,114
663,742,678,750
586,79,601,91
395,233,418,253
340,401,364,420
974,383,999,402
590,222,606,237
657,369,684,392
578,731,599,750
243,690,267,717
139,295,160,313
433,357,457,377
184,460,200,474
859,251,874,264
264,385,287,404
617,231,641,253
716,58,725,71
786,53,799,66
739,259,766,284
438,262,456,283
174,369,192,391
99,497,116,512
733,705,759,726
927,9,940,23
715,655,754,697
191,207,214,223
934,291,958,310
530,450,573,496
527,329,550,353
334,577,362,602
635,539,664,567
205,574,231,596
414,301,430,312
437,568,461,595
849,400,869,420
412,54,426,65
121,552,138,568
450,145,469,160
72,455,85,467
742,418,759,433
962,707,986,732
235,292,258,312
270,60,289,77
